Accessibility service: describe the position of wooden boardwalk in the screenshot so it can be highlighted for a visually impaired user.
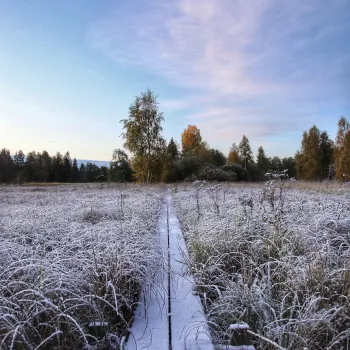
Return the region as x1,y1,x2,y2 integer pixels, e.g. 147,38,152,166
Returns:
126,193,214,350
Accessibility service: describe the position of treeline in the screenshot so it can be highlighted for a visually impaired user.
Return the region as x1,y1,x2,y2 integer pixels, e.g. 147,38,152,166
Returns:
0,150,108,183
1,89,349,184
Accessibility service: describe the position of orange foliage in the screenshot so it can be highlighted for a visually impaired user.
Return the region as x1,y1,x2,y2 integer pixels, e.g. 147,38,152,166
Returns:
181,125,202,154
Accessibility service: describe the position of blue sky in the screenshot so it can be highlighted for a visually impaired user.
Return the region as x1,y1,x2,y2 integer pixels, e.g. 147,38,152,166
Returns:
1,0,349,160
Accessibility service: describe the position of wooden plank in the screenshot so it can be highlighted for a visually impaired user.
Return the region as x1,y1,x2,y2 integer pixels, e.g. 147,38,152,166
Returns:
167,194,214,350
126,202,169,350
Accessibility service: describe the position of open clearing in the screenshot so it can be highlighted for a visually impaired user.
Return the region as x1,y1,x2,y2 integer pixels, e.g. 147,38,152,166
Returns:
1,181,350,349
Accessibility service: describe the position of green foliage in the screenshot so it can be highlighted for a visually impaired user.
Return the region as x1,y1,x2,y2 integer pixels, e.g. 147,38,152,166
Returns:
210,149,226,166
238,135,253,169
108,149,133,182
167,138,179,161
71,158,79,182
176,156,203,180
121,89,166,182
222,164,249,181
334,117,350,180
256,146,269,172
296,125,333,180
196,164,237,182
0,149,14,182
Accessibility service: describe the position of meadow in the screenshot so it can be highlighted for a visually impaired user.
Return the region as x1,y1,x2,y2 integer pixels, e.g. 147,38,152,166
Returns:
173,180,350,349
0,184,164,349
1,181,350,349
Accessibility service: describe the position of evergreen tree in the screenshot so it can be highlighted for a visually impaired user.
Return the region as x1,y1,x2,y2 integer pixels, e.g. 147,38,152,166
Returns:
210,149,226,166
256,146,269,173
269,156,282,172
41,151,52,182
63,152,72,182
319,131,334,179
238,135,253,169
52,152,64,182
167,138,179,160
24,151,38,182
0,149,14,182
71,158,79,182
79,163,86,182
13,150,25,183
281,157,297,178
85,162,101,182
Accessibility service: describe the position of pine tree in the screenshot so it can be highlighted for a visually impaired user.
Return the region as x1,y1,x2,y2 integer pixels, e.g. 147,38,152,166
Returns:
256,146,269,173
79,163,86,182
63,152,72,182
167,138,179,160
41,151,52,182
52,152,64,182
238,135,253,169
319,131,334,179
13,150,25,183
0,149,14,182
71,158,79,182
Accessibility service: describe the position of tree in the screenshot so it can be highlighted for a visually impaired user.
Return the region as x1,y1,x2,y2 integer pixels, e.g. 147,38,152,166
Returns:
238,135,253,169
63,152,72,182
319,131,334,179
24,151,38,182
295,125,333,181
227,143,241,164
121,89,166,182
181,125,202,154
210,149,226,166
0,149,14,182
13,150,25,183
41,151,52,182
167,138,179,161
269,156,282,171
281,157,297,178
341,131,350,180
256,146,269,173
79,163,86,182
71,158,79,182
108,149,133,182
85,162,101,182
334,117,350,180
52,152,64,182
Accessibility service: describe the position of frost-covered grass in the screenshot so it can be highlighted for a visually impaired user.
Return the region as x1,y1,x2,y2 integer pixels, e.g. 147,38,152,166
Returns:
0,184,164,349
173,181,350,349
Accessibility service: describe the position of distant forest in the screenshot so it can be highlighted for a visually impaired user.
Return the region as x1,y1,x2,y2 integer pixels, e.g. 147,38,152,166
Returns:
1,90,349,183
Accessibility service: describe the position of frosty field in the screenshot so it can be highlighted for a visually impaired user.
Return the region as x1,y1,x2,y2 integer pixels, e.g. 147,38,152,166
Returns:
0,184,164,349
1,181,350,350
173,181,350,349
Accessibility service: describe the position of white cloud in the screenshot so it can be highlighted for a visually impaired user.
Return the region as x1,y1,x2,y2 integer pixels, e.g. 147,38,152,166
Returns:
87,0,349,152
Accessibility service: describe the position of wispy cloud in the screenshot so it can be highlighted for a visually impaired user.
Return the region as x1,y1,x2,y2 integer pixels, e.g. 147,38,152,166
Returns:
87,0,350,152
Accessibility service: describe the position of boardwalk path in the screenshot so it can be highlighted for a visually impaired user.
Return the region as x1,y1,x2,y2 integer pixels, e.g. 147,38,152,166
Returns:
126,192,214,350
